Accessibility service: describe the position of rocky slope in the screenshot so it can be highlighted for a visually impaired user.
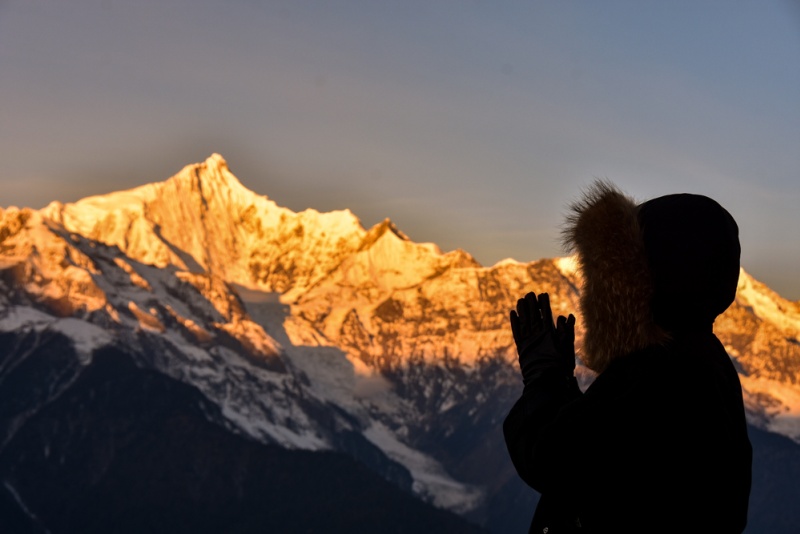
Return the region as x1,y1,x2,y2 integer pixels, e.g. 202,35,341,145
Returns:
0,335,487,534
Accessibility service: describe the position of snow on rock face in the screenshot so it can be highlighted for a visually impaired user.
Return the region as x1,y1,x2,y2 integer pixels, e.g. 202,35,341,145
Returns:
363,421,484,513
41,154,367,296
554,254,579,278
0,209,324,451
0,209,107,316
714,270,800,441
735,269,800,339
298,256,580,371
740,375,800,442
0,306,113,365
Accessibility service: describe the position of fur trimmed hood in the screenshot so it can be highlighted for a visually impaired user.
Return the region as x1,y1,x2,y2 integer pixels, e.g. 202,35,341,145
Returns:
562,181,740,373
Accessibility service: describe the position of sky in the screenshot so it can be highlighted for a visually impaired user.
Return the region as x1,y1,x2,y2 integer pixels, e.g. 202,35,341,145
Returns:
1,1,799,299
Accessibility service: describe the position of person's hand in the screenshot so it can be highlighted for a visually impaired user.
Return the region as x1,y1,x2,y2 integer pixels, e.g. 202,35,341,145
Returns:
510,292,575,386
554,313,577,376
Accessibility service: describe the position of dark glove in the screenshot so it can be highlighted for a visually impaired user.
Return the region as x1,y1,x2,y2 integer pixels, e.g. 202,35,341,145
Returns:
554,313,577,377
510,292,576,387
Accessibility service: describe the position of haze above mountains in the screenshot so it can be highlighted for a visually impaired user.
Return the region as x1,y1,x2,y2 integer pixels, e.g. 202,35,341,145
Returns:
1,154,798,533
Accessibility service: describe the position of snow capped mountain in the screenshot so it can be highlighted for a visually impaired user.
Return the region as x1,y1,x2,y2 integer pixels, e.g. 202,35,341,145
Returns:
2,154,799,532
720,270,800,440
41,154,368,300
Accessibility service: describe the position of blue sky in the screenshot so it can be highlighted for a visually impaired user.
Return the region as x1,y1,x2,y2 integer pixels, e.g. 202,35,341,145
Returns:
2,1,799,299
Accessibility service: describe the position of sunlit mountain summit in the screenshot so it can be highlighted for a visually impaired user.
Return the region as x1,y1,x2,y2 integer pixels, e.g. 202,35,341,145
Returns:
1,154,798,533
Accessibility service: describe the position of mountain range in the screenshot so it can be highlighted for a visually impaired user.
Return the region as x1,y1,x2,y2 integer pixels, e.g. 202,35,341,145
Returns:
1,154,798,533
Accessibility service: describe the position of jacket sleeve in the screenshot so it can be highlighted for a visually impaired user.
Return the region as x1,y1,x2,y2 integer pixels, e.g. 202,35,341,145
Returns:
503,369,583,492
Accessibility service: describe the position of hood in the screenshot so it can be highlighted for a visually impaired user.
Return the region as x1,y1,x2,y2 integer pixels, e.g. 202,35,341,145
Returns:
562,181,740,373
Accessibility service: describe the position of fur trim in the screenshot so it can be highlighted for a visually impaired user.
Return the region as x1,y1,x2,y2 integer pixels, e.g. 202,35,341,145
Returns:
562,181,666,373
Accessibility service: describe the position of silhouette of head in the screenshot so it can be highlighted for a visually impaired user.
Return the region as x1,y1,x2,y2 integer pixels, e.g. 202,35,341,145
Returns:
563,181,741,372
638,194,740,333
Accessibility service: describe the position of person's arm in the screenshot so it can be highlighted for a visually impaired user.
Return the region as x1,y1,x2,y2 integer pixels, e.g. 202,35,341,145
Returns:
503,292,582,490
503,369,582,490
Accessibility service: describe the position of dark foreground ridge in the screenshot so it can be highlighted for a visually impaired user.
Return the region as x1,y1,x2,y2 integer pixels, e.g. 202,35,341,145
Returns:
746,425,800,534
0,335,488,534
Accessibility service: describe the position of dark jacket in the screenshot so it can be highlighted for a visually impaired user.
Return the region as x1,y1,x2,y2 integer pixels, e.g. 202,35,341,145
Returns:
504,183,752,533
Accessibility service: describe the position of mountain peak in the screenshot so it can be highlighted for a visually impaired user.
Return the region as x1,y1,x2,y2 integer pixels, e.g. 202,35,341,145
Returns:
206,153,228,167
199,153,233,180
360,218,410,250
172,153,245,192
375,218,409,241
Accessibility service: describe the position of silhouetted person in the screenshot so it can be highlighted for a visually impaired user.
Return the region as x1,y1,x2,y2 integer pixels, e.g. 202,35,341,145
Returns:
504,182,752,533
